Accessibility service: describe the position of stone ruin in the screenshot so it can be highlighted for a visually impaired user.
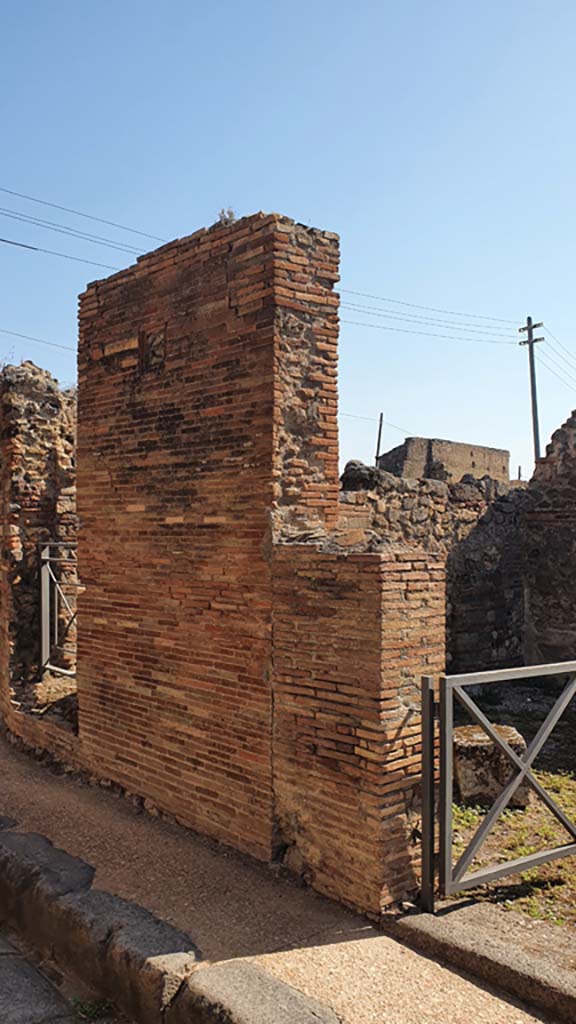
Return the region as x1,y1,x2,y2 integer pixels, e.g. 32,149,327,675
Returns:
377,435,510,484
0,211,575,919
340,462,531,674
0,363,76,711
525,412,576,663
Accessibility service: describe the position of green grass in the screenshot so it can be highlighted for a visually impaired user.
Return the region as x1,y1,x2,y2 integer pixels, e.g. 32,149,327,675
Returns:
452,804,483,830
449,768,576,927
72,998,114,1022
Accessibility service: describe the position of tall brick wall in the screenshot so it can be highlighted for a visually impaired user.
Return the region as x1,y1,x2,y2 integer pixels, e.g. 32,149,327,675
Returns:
3,252,576,913
272,545,445,913
0,213,449,917
76,214,342,860
0,363,76,718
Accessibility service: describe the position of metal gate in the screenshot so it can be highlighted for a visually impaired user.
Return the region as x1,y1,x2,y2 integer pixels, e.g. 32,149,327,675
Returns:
40,542,79,677
420,662,576,913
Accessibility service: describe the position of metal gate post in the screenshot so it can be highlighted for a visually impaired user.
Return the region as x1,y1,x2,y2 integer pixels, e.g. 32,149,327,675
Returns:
425,663,576,902
421,675,436,913
40,545,51,671
438,675,452,896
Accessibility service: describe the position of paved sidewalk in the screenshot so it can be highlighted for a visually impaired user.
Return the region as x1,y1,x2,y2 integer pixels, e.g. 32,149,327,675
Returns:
0,734,556,1024
0,930,74,1024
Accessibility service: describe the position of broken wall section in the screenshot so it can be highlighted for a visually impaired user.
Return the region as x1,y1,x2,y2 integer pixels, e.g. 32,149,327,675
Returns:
525,411,576,662
0,363,77,719
340,463,529,673
271,222,340,531
377,436,510,484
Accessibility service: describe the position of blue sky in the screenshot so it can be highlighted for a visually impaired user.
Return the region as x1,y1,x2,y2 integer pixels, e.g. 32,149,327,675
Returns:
3,1,576,477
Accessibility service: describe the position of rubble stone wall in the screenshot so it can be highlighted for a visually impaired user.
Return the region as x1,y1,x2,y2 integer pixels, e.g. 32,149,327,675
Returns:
525,411,576,663
0,363,76,717
340,463,529,673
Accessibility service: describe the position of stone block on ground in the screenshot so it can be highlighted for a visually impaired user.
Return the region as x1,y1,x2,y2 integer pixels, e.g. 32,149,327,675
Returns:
166,961,341,1024
0,953,75,1024
0,832,94,937
453,724,531,809
50,889,200,1024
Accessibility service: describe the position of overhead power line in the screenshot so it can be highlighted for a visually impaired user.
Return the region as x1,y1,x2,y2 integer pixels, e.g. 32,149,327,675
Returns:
0,237,121,271
545,325,576,358
0,186,167,243
340,411,377,422
0,207,142,255
340,411,414,436
386,419,415,437
0,327,75,352
539,345,576,389
544,326,576,372
342,299,517,336
0,185,522,341
340,288,517,324
341,318,517,346
341,302,517,338
537,353,576,395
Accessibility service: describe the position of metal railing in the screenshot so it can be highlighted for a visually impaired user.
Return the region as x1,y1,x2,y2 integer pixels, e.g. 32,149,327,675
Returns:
40,542,79,678
421,662,576,913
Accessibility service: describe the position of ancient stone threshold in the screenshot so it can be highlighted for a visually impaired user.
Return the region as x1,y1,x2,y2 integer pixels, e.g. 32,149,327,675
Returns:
393,902,576,1024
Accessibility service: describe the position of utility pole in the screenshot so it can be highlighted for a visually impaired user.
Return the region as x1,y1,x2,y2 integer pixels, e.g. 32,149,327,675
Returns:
374,412,384,467
519,316,544,461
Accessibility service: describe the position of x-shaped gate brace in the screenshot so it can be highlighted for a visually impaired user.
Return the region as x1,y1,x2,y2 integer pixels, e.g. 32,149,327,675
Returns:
420,662,576,914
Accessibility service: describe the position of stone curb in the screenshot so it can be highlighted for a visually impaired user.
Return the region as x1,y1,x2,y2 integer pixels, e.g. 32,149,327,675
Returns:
166,962,341,1024
391,911,576,1024
0,831,340,1024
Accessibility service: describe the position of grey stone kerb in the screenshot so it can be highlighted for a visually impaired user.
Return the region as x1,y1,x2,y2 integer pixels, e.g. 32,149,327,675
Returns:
0,830,340,1024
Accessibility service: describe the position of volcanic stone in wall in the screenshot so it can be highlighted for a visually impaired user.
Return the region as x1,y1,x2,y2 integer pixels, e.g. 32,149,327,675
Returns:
525,409,576,663
0,362,77,687
340,462,529,673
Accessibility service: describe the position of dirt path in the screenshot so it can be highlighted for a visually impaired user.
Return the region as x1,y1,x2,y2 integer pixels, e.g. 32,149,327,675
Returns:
0,733,558,1024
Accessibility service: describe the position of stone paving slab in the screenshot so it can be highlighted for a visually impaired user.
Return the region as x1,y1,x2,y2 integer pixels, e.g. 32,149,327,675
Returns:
394,903,576,1024
166,961,341,1024
0,953,75,1024
0,933,18,955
